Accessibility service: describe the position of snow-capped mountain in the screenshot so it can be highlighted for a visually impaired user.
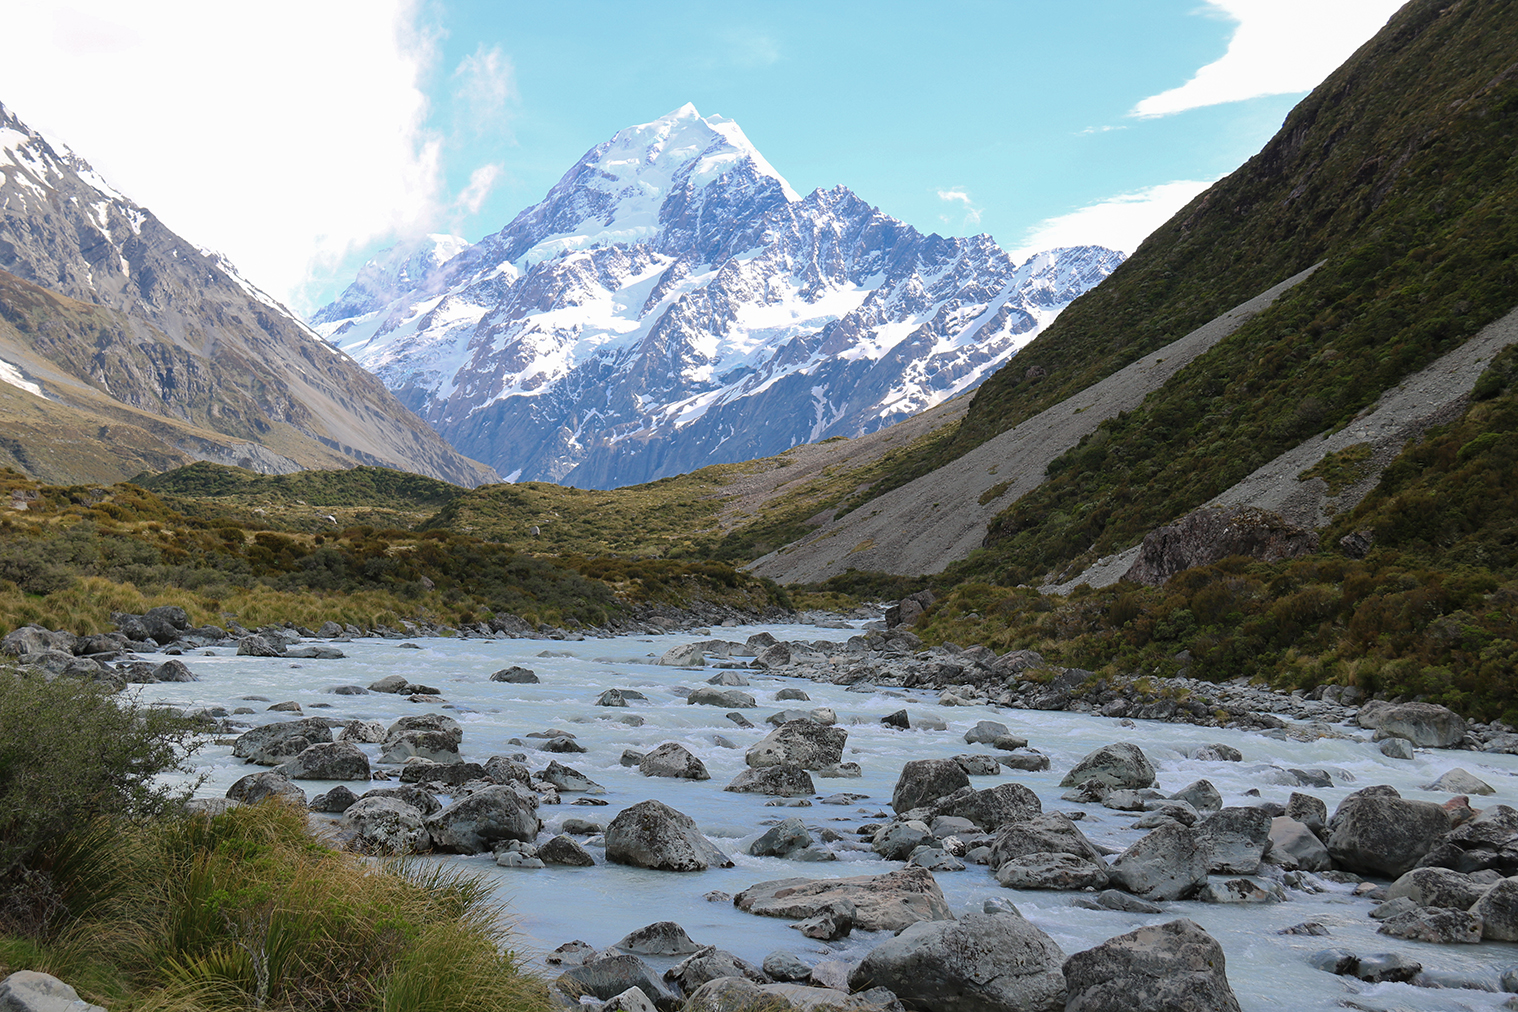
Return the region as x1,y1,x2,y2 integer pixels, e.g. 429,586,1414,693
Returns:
0,101,496,486
314,104,1123,487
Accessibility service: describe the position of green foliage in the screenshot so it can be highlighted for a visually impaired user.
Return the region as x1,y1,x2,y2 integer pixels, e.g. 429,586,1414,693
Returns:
854,0,1518,589
0,803,548,1012
0,670,201,883
1299,443,1374,496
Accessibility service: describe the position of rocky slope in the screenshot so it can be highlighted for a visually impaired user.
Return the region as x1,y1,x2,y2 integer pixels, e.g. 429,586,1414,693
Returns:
314,105,1121,488
0,103,496,486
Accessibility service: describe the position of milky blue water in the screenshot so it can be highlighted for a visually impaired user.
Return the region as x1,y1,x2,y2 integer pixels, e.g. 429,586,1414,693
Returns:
139,621,1518,1011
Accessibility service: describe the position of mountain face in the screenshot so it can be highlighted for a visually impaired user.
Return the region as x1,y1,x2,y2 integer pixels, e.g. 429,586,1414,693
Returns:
314,104,1122,487
0,103,497,487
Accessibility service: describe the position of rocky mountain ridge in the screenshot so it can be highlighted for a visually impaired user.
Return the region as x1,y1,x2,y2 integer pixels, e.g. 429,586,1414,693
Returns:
0,103,496,486
314,104,1121,487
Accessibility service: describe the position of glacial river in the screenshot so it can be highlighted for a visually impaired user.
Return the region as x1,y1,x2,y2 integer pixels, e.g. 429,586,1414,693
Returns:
140,620,1518,1012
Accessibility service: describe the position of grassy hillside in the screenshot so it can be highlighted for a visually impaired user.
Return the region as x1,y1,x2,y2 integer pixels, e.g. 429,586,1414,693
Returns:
912,343,1518,721
853,0,1518,532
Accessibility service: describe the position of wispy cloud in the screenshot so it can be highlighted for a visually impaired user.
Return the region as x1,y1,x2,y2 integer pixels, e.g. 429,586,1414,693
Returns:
1132,0,1405,117
937,187,983,229
453,43,517,133
454,163,503,216
1012,179,1217,260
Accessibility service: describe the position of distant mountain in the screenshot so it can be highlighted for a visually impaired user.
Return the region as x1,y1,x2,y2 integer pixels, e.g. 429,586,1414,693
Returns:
0,103,496,487
314,104,1122,487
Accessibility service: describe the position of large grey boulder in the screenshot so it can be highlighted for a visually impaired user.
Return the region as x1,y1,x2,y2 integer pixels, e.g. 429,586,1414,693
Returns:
988,813,1105,869
605,800,732,872
687,686,756,708
1471,878,1518,941
232,717,335,765
681,977,787,1012
425,785,541,853
1170,779,1222,816
750,819,814,858
1196,807,1272,874
664,947,770,992
490,665,539,683
925,783,1043,832
1378,907,1483,944
1385,867,1486,910
1373,702,1467,747
616,921,702,956
539,834,596,867
734,867,952,932
279,741,370,781
1267,817,1331,871
658,642,707,666
362,785,442,816
380,714,464,764
339,796,430,854
995,852,1110,890
848,912,1066,1012
226,770,306,807
1107,824,1210,901
891,758,971,814
399,758,487,786
1423,768,1495,795
0,970,107,1012
746,721,847,770
1327,788,1452,877
638,743,711,780
1063,919,1241,1012
872,821,935,861
556,952,678,1010
726,765,815,797
1059,742,1155,790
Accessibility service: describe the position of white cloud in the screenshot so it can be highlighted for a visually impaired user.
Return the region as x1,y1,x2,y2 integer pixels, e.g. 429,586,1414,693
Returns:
455,163,504,216
453,43,517,133
1012,179,1217,260
1132,0,1407,117
937,188,983,227
0,0,476,312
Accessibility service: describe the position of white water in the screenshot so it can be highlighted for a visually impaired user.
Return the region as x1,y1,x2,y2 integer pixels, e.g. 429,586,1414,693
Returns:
139,622,1518,1011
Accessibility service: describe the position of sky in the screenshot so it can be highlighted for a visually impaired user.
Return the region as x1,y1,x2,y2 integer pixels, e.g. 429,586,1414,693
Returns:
0,1,1405,316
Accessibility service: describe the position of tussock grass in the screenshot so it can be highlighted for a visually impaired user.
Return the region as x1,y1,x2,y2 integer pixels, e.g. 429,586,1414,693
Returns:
0,804,547,1012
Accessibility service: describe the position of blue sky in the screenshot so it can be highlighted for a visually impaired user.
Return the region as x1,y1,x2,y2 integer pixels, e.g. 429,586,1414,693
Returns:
0,1,1403,313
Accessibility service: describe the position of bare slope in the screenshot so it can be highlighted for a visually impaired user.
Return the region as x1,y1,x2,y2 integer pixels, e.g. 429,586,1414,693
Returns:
747,266,1318,584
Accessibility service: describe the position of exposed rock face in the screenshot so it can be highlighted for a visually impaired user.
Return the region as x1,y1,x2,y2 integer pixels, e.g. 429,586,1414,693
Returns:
1063,919,1241,1012
315,105,1122,488
0,102,494,487
1059,743,1155,790
1122,506,1316,586
1327,788,1452,877
892,758,971,814
746,721,848,770
734,867,952,932
605,800,733,872
848,913,1067,1012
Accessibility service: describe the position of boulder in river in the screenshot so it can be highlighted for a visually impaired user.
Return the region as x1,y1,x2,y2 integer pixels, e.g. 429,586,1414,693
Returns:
556,952,678,1011
1059,742,1155,790
1370,702,1467,747
490,665,539,683
339,796,430,854
924,783,1043,833
616,920,702,956
995,852,1110,891
664,946,770,992
1326,787,1452,877
1106,824,1210,901
425,785,541,853
539,834,596,867
726,765,816,797
233,717,334,766
848,912,1067,1012
279,741,370,781
1385,867,1485,910
746,720,847,770
989,812,1106,869
226,770,306,807
1267,817,1330,871
687,686,756,708
734,867,952,932
1062,918,1241,1012
681,977,787,1012
750,818,815,858
1422,768,1495,795
891,758,970,814
1195,807,1271,874
605,800,733,872
639,743,711,780
1471,877,1518,941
